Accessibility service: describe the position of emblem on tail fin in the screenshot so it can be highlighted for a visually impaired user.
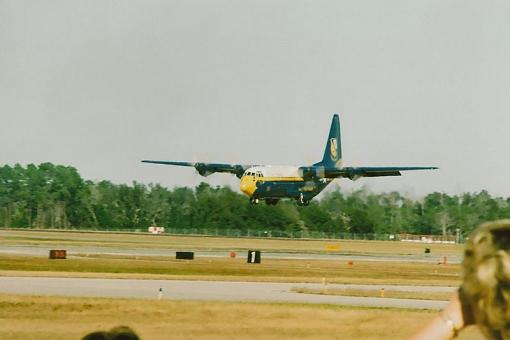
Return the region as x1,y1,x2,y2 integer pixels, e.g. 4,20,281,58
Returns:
330,138,338,162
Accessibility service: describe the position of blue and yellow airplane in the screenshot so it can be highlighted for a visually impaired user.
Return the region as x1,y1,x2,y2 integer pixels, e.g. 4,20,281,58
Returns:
142,114,437,206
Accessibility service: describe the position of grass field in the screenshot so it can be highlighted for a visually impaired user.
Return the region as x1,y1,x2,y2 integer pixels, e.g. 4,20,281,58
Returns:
0,294,484,340
0,229,474,339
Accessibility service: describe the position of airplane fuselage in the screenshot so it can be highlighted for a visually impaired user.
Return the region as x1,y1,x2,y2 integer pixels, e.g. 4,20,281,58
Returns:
240,166,332,205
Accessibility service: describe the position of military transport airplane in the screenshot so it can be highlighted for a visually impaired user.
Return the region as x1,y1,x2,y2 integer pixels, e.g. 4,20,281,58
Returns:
142,114,437,206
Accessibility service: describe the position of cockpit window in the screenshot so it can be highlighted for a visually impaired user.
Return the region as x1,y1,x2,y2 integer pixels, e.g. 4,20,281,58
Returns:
246,171,263,177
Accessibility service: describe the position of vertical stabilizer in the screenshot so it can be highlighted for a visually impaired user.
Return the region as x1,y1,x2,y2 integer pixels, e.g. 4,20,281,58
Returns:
316,114,342,168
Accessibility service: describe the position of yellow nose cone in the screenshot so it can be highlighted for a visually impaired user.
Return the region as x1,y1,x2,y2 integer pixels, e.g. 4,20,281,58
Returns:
240,176,256,197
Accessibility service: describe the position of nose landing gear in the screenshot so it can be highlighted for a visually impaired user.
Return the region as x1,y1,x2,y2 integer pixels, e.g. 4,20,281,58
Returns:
265,199,279,206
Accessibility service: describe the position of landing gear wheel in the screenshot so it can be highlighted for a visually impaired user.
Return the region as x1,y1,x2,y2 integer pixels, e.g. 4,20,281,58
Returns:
297,193,310,206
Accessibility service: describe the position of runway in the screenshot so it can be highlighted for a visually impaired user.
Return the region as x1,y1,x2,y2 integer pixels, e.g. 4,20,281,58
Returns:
0,244,461,264
0,276,453,310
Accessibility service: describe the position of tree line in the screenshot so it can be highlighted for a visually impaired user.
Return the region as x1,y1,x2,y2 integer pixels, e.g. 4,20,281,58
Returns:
1,163,509,237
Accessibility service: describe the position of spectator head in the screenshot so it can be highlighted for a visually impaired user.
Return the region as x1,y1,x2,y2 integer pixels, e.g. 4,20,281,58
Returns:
462,220,510,339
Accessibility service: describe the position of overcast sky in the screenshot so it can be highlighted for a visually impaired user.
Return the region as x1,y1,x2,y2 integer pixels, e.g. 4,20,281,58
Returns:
1,1,509,198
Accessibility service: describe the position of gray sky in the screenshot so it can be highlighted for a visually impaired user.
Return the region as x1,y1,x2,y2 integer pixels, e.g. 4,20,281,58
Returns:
1,1,509,198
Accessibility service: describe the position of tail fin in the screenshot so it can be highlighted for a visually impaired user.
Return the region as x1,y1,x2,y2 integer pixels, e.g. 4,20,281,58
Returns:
315,114,342,168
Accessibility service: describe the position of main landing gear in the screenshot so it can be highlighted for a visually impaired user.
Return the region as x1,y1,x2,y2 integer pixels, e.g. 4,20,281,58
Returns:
249,196,308,206
297,193,310,206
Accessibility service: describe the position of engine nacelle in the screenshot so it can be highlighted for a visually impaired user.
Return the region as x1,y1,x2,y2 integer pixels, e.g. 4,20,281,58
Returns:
194,163,212,177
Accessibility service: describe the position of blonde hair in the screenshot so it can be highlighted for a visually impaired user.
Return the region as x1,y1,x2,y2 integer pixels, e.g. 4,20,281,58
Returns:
462,220,510,339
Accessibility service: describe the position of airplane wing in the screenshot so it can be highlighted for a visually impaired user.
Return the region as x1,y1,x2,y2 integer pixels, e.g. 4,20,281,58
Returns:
141,160,255,178
299,166,438,181
327,166,438,180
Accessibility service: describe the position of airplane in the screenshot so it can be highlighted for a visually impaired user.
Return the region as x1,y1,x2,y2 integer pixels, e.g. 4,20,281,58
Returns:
142,114,437,206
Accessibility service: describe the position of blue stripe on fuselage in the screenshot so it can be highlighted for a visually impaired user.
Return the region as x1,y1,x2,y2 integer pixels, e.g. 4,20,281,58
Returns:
254,179,331,200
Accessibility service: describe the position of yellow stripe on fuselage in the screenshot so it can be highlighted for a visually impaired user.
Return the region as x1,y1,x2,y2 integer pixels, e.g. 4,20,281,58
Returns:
260,176,304,182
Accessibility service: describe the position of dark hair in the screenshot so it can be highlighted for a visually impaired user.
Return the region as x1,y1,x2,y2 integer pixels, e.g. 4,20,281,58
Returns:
109,326,140,340
82,331,110,340
82,326,139,340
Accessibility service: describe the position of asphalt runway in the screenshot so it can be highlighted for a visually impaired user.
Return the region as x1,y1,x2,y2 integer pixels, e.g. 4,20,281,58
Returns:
0,276,453,310
0,244,461,264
